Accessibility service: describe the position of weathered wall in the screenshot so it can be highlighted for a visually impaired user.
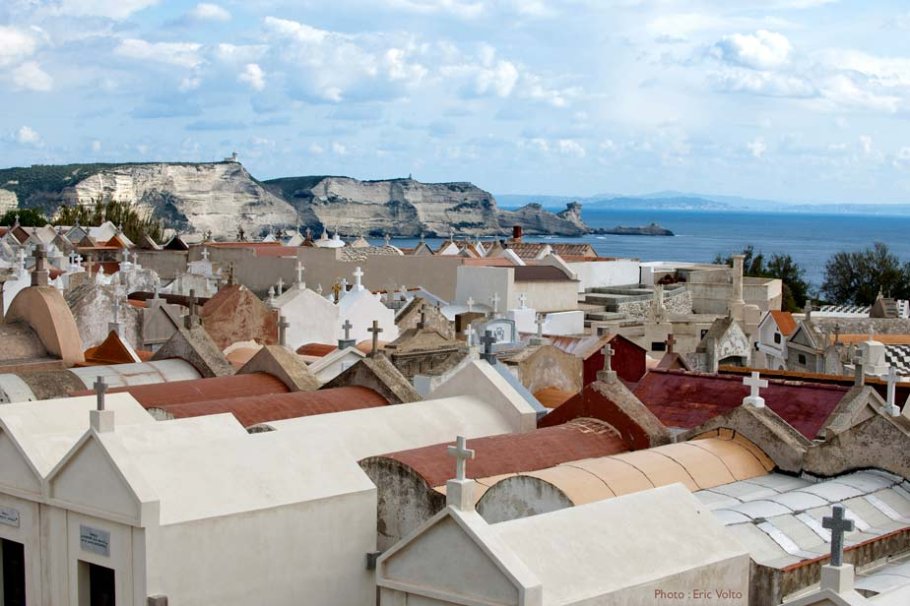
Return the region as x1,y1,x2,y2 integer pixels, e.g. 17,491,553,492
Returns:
568,259,640,293
475,476,572,523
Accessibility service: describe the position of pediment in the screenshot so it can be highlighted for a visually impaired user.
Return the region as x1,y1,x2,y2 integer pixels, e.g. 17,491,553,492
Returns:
48,435,142,524
0,430,42,496
380,513,520,606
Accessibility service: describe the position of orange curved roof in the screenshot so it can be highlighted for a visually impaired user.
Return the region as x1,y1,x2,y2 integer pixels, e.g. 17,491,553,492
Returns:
477,434,774,507
151,386,389,427
370,418,631,488
296,343,338,357
533,387,576,409
356,340,388,354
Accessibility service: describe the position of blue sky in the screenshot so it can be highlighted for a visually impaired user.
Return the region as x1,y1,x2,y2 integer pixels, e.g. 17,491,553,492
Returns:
2,0,910,203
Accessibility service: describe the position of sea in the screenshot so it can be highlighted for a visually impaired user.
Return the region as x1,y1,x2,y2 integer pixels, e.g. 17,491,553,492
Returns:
373,209,910,290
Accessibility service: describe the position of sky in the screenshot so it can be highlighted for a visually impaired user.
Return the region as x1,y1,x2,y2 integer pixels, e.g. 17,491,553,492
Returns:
2,0,910,204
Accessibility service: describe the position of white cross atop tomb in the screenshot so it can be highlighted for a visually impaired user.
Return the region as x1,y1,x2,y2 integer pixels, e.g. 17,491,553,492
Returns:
446,436,476,511
887,366,901,416
742,371,768,408
353,266,365,291
296,262,305,290
466,296,474,312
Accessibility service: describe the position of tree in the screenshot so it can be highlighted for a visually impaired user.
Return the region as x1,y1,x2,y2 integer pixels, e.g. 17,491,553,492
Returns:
715,245,810,312
821,242,909,306
54,198,163,244
0,208,48,226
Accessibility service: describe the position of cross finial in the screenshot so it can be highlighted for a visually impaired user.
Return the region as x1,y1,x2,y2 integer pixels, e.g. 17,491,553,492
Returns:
466,296,474,312
853,355,865,386
368,320,383,357
278,315,290,347
353,266,364,291
518,293,528,309
447,436,475,482
601,343,614,372
665,333,677,354
887,366,900,416
296,262,305,289
822,504,855,567
276,277,285,296
465,324,476,347
342,319,353,340
490,292,500,314
480,330,497,364
743,371,769,408
93,376,108,411
201,247,209,261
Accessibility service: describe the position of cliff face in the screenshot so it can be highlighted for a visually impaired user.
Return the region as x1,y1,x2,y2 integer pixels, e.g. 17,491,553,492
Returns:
266,176,588,237
3,162,589,237
65,162,310,237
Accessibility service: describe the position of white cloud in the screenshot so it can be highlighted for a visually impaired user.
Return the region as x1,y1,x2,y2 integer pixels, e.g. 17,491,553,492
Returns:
383,0,484,19
859,135,873,155
332,142,348,155
713,30,793,70
179,75,202,91
0,26,37,67
894,147,910,170
187,3,231,21
48,0,159,20
557,139,586,157
474,59,519,97
711,69,815,97
309,143,325,155
116,39,203,69
747,137,767,158
91,139,102,152
16,126,41,145
238,63,266,91
12,61,53,91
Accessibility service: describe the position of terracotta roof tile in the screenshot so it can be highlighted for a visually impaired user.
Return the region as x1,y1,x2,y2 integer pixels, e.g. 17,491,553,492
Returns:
152,386,389,427
372,418,629,487
770,311,798,337
633,369,849,439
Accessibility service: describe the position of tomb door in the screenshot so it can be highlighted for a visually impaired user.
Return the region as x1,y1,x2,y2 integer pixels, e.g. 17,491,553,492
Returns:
79,561,116,606
0,538,26,606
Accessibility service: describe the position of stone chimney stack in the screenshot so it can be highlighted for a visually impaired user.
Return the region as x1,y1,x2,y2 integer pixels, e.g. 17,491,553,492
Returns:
512,225,523,242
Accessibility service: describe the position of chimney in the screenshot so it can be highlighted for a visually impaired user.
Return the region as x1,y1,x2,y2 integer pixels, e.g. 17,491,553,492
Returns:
512,225,523,242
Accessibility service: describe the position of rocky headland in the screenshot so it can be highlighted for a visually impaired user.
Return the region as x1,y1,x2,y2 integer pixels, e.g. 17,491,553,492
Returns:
0,161,591,238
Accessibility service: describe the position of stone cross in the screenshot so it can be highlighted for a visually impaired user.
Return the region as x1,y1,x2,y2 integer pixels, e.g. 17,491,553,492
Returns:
93,376,108,411
887,366,900,416
342,319,353,341
340,278,348,297
278,315,289,347
75,254,83,269
518,293,528,309
186,289,199,329
268,286,276,306
201,247,210,261
353,266,364,291
665,333,677,354
465,325,476,347
466,296,474,312
480,330,497,364
743,371,769,408
601,343,614,372
276,278,285,296
822,504,855,567
490,292,500,314
368,320,383,357
853,356,865,386
296,262,305,289
447,436,475,482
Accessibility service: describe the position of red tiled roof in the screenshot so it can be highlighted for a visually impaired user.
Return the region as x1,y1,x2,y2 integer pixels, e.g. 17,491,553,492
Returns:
152,386,389,427
372,418,629,487
770,310,798,337
90,372,290,406
632,369,849,439
296,343,338,357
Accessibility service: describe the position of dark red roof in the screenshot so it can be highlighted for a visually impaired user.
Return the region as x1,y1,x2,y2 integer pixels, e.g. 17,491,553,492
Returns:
372,418,629,487
632,369,849,439
84,372,291,406
151,386,389,427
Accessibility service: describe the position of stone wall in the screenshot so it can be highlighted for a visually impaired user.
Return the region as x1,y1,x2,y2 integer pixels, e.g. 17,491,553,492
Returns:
615,288,692,320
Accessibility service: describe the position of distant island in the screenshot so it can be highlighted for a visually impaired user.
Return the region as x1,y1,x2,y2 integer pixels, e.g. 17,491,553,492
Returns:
594,222,674,236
